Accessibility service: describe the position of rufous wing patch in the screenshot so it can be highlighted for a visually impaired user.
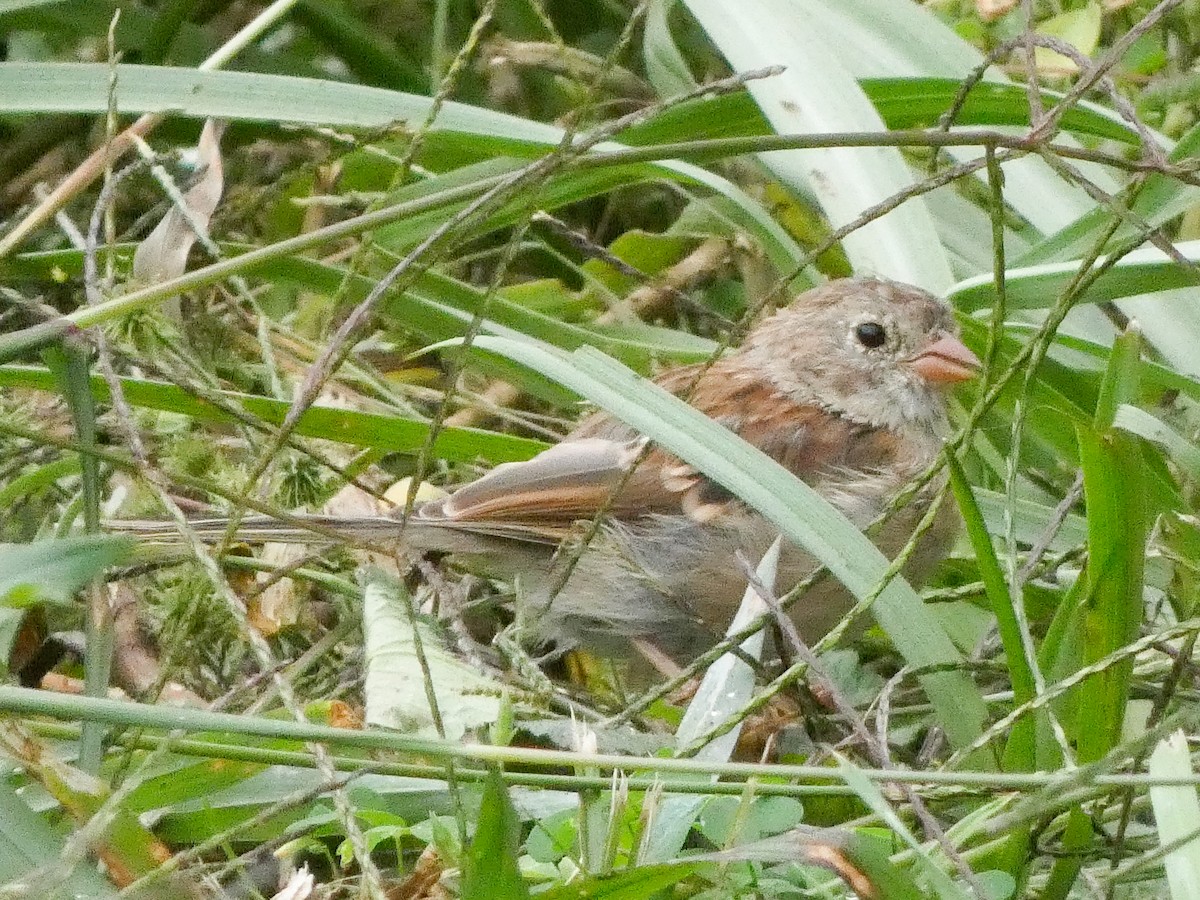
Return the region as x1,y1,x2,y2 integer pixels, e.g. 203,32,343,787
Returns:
422,357,890,529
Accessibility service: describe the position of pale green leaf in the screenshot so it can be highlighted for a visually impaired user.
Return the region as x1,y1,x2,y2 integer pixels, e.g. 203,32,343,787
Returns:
1149,731,1200,900
362,570,502,739
642,539,781,863
681,0,953,289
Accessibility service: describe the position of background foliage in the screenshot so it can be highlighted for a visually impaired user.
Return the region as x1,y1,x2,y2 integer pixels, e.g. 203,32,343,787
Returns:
2,0,1200,897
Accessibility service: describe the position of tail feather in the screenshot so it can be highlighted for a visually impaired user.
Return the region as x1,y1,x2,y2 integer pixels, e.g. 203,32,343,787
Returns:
106,512,567,550
106,513,445,548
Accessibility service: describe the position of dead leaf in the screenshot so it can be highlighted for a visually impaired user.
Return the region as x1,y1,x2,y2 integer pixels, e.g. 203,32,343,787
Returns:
976,0,1017,21
132,118,226,284
271,865,314,900
387,847,450,900
249,541,307,635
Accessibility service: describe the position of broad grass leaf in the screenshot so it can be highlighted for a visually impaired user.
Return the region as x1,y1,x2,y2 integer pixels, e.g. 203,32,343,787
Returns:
361,570,502,740
1149,731,1200,900
461,771,529,900
681,0,953,290
0,535,133,607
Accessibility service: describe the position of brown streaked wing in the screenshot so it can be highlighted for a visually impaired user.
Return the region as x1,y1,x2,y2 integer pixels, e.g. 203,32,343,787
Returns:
424,358,871,527
669,360,865,483
422,437,667,523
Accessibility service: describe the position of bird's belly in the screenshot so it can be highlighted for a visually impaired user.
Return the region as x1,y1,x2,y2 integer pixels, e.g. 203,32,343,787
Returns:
534,492,958,663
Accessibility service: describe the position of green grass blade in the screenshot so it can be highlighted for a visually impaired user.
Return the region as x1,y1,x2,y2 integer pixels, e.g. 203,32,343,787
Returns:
1113,405,1200,480
949,241,1200,312
0,534,133,606
44,345,110,773
1149,731,1200,900
607,77,1142,150
293,0,425,91
0,0,73,13
0,63,810,284
861,78,1142,143
774,0,1120,234
946,457,1036,773
835,755,971,899
536,862,701,899
0,365,547,464
947,458,1036,883
1018,120,1200,266
0,61,562,143
2,244,721,370
0,781,118,897
949,246,1200,381
461,770,530,900
1074,328,1147,763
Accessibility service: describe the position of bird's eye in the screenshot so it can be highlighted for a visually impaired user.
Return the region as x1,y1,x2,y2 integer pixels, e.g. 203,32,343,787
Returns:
854,321,887,348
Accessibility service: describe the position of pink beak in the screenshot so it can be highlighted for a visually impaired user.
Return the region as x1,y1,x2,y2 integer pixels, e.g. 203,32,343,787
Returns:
907,333,981,384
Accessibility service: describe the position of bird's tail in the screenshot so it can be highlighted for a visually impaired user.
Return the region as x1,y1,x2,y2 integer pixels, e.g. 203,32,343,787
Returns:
106,512,565,551
107,513,414,547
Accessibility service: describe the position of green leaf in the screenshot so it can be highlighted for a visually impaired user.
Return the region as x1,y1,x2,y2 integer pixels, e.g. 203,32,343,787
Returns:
1035,3,1102,74
997,323,1200,404
643,0,697,98
536,862,701,899
0,0,69,11
947,459,1036,884
834,755,970,899
680,0,953,289
4,237,715,364
361,569,503,740
0,535,133,607
0,169,803,365
45,343,109,773
293,0,425,92
948,245,1200,380
0,781,118,897
948,241,1200,313
0,63,810,285
766,0,1120,234
971,488,1088,556
605,77,1142,150
0,62,564,143
1019,119,1200,267
0,456,82,508
118,755,267,818
1113,405,1200,480
1149,731,1200,899
0,1,326,77
0,364,547,465
461,771,529,900
706,825,928,900
1073,328,1147,764
861,78,1139,143
153,768,458,845
946,458,1036,774
43,346,99,533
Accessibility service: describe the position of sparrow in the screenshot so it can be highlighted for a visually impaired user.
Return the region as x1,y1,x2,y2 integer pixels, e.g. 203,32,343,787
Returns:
117,278,979,664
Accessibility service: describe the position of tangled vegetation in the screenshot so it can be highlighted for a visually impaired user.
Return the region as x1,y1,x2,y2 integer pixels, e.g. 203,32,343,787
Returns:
2,0,1200,898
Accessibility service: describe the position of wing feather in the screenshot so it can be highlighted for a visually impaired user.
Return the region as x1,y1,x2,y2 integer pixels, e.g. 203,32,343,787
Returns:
422,358,877,527
421,437,650,523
